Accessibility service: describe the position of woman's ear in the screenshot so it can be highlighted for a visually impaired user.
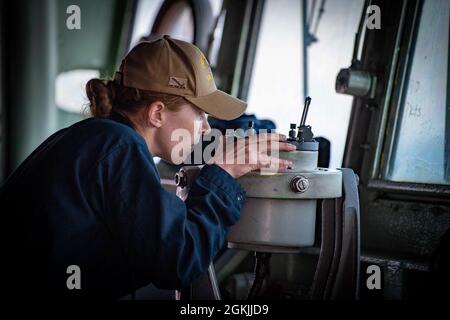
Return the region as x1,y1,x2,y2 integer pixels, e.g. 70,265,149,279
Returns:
146,101,165,127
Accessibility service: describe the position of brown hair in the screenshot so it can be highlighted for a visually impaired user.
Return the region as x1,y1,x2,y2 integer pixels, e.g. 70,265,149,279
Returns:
85,78,188,118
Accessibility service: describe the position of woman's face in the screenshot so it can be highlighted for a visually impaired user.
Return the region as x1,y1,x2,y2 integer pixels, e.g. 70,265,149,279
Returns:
155,102,211,164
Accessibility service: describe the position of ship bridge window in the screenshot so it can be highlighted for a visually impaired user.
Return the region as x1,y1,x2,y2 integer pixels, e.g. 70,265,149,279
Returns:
246,0,365,169
385,0,450,185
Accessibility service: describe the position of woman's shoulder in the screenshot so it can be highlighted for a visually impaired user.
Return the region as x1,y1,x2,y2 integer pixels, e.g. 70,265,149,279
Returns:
71,117,145,146
56,117,150,164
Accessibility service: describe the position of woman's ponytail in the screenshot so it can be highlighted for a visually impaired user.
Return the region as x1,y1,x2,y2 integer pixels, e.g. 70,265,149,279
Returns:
85,79,114,117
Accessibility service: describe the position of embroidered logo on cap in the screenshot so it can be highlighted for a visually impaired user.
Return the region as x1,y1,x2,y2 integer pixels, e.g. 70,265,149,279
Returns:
168,76,187,89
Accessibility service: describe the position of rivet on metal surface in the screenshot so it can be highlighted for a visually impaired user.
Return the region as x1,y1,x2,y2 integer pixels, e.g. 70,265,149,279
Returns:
290,175,310,193
174,171,187,187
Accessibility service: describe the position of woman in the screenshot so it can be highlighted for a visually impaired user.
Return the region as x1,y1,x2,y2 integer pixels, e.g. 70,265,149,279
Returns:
1,35,294,298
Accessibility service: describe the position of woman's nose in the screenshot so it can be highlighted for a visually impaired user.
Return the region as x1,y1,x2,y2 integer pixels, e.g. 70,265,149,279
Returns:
202,118,211,135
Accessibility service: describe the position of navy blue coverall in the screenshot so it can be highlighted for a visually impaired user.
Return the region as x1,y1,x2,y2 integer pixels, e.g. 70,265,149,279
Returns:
1,112,246,298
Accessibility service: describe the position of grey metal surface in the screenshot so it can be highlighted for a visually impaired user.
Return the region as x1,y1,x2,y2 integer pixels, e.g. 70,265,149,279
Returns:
362,198,450,257
174,150,342,252
279,150,317,170
309,168,361,300
361,251,431,300
367,179,450,198
310,199,336,299
330,168,361,300
227,198,317,251
175,165,203,199
336,69,376,97
237,168,342,199
370,0,410,180
291,141,320,152
208,264,222,300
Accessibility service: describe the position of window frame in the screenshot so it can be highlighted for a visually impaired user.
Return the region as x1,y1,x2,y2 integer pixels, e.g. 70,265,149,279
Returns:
366,0,450,198
213,0,265,99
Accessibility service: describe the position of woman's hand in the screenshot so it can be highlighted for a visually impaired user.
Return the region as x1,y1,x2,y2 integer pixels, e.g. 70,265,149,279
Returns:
209,133,296,179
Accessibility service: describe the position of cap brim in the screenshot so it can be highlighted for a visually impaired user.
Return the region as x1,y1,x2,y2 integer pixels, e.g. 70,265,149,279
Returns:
184,90,247,121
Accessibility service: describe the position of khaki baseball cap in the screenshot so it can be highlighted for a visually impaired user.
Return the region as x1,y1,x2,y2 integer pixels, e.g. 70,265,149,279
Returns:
114,35,247,120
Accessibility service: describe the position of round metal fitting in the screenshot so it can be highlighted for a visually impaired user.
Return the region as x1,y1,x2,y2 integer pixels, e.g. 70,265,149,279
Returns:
289,175,310,193
174,170,187,187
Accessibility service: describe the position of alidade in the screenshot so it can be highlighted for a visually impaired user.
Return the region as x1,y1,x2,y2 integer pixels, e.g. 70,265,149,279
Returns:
227,97,342,253
175,97,342,253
